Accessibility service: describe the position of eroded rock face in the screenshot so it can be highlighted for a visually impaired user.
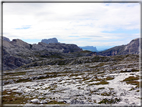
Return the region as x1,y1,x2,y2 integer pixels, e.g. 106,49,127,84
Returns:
2,37,82,71
41,38,58,44
3,48,30,71
124,38,139,54
97,38,140,56
11,39,31,49
32,42,82,53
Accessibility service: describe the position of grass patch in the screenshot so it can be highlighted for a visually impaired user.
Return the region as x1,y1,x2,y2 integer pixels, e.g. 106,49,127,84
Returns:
121,75,141,88
82,76,91,81
105,76,114,80
88,79,95,82
47,100,66,104
95,80,109,85
120,69,139,73
94,77,103,81
88,83,96,86
4,72,26,76
3,90,32,104
98,87,105,90
122,76,139,81
101,91,116,96
98,98,121,104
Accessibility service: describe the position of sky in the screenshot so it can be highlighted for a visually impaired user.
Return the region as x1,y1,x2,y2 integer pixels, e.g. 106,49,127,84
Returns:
3,2,140,51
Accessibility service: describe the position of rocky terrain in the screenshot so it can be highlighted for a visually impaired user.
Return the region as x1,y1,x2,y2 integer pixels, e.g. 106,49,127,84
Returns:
3,37,140,71
97,38,140,56
2,37,141,106
2,54,141,106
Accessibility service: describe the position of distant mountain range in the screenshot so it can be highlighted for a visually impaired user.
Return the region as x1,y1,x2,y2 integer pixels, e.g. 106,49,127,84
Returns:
80,46,98,52
2,37,140,71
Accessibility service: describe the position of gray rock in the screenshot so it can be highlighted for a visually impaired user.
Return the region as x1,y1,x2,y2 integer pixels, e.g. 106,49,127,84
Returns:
3,36,10,42
71,99,85,104
3,38,82,71
41,38,58,44
40,100,47,104
31,99,40,104
97,38,140,56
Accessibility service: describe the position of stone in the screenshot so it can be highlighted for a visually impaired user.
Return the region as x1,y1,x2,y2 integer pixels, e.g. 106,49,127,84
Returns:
31,99,40,104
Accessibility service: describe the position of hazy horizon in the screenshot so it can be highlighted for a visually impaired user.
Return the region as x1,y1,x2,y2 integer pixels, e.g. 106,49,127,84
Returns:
3,36,135,51
3,3,140,50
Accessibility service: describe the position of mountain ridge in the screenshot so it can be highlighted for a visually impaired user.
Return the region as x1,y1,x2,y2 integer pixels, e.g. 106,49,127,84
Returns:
2,37,82,71
97,38,140,56
80,46,98,52
2,37,140,71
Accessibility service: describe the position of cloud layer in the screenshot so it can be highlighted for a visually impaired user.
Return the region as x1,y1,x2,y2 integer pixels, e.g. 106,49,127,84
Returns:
3,3,140,47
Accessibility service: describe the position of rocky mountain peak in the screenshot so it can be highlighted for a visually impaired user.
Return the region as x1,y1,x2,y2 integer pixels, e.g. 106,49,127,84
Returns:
3,36,10,42
124,38,139,54
11,39,31,49
41,38,58,44
97,38,140,56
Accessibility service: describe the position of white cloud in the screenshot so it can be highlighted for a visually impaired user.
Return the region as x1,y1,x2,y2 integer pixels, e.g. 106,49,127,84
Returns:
3,3,140,47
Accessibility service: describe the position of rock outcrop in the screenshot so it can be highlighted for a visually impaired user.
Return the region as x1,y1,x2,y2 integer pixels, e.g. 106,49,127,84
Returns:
3,36,10,42
97,38,140,56
3,37,82,71
32,42,82,53
41,38,58,44
3,37,140,70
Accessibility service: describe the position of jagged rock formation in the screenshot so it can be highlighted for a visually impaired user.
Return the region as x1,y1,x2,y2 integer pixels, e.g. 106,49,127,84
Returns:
41,38,58,44
80,46,98,52
3,37,140,71
97,38,140,56
3,37,82,71
32,42,82,53
3,48,30,70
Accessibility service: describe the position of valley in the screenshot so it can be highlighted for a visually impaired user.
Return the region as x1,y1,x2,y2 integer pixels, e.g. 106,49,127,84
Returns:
2,37,141,106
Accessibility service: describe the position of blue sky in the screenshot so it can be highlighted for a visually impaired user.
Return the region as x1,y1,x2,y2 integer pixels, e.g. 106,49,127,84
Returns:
3,3,140,51
15,25,31,30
